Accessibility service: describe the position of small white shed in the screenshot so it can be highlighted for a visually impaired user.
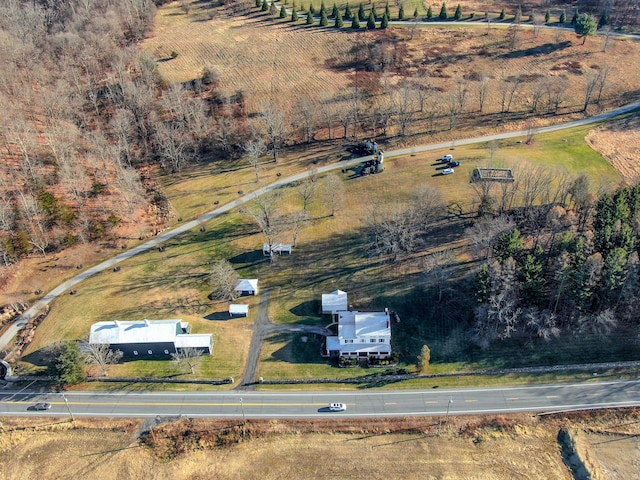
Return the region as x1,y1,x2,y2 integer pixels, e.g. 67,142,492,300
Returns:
235,279,259,296
263,243,292,256
229,304,249,317
321,289,348,314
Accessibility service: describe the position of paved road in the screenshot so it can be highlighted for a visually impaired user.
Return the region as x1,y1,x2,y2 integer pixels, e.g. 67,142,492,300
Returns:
1,100,639,354
1,380,639,418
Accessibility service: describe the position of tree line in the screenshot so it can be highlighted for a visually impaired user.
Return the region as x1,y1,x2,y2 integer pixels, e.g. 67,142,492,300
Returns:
467,179,640,349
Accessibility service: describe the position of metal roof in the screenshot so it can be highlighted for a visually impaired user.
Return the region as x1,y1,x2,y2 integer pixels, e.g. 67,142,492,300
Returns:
89,319,183,345
321,290,348,313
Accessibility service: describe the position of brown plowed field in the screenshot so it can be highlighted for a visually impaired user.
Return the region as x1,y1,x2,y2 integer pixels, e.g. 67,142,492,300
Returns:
586,114,640,184
142,2,640,128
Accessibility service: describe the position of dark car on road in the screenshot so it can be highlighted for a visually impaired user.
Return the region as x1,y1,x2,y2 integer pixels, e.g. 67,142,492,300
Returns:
33,402,51,410
447,161,460,168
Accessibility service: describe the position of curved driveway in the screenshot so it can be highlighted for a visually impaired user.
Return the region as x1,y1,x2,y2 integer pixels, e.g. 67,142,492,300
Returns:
1,100,639,353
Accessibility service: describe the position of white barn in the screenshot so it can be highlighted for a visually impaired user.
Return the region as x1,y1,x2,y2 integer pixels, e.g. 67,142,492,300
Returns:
89,319,213,357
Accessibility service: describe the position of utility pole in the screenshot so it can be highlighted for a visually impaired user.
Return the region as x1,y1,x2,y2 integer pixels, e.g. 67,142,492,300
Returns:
62,393,75,424
437,397,453,436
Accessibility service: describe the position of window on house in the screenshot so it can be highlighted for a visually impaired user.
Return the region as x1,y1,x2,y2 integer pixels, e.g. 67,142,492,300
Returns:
147,350,152,355
379,339,385,342
370,339,376,343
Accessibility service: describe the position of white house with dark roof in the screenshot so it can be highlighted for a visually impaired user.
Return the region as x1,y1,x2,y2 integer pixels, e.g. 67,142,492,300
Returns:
89,319,213,358
325,309,392,359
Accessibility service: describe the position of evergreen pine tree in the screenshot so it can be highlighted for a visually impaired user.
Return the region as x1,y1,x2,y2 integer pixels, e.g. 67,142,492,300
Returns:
367,9,376,28
255,0,261,8
306,8,314,23
426,5,433,18
269,1,277,14
413,7,419,19
560,10,566,24
599,11,609,28
545,10,551,23
345,2,352,19
309,3,315,14
371,4,378,20
352,15,360,28
454,3,462,20
398,4,405,20
498,8,505,20
261,0,269,11
55,341,85,386
385,2,391,20
292,7,299,20
571,10,578,25
331,2,338,18
381,12,388,28
319,1,326,17
335,8,343,26
320,9,328,25
358,3,366,21
280,5,287,18
439,2,447,20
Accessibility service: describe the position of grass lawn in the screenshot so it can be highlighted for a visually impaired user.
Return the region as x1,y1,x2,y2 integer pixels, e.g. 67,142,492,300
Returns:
20,123,626,385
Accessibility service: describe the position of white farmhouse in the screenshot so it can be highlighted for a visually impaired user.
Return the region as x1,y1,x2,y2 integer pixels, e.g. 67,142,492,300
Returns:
325,309,392,360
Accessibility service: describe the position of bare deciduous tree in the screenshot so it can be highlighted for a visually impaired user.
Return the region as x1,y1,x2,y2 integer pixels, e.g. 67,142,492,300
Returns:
246,191,286,260
319,95,335,140
473,258,522,347
288,209,311,247
210,259,240,301
259,103,288,163
392,84,417,136
369,187,445,262
322,173,345,217
465,215,516,259
296,98,318,144
296,172,318,211
172,347,204,375
81,342,123,377
423,250,455,303
244,138,267,183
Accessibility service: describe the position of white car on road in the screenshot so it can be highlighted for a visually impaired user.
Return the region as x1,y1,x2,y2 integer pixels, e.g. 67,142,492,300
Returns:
329,402,347,411
442,168,454,175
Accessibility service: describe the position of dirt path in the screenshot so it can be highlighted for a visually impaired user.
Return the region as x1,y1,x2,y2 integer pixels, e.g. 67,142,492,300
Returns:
236,288,332,390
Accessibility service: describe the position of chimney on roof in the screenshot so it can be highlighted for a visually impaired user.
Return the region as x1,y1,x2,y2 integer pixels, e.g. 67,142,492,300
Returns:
144,319,150,326
113,320,120,328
